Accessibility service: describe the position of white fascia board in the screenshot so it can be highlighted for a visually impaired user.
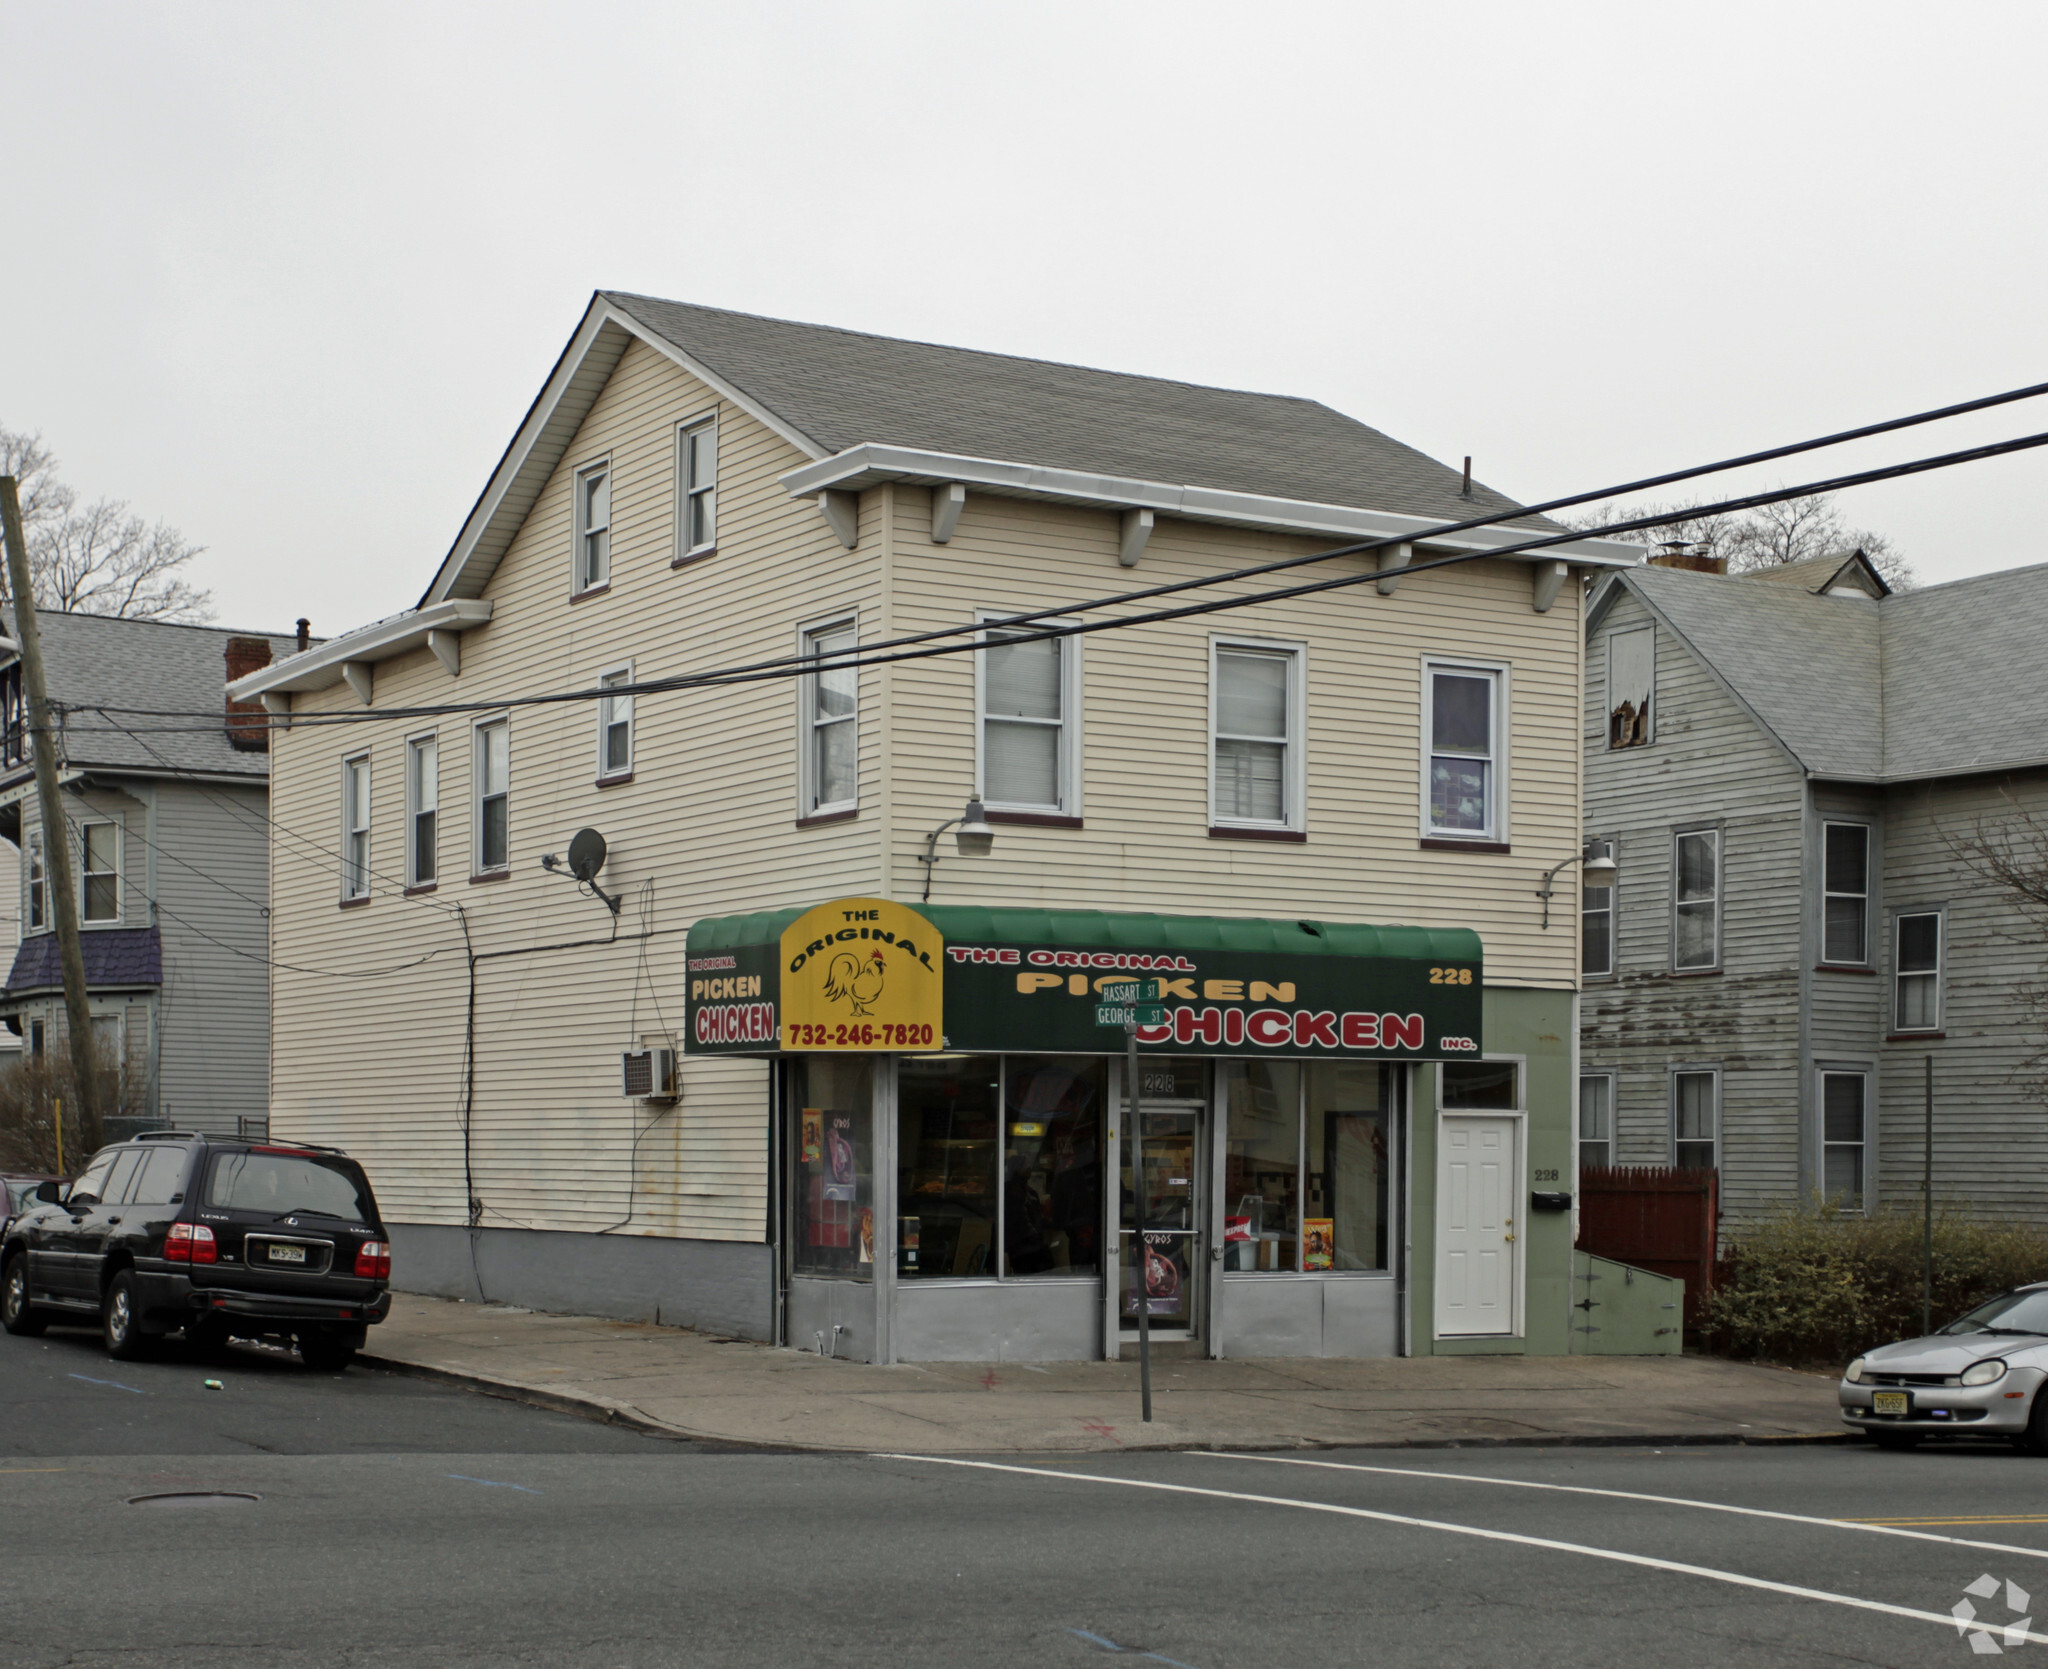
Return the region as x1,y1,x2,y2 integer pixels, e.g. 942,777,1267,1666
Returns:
780,444,1641,567
226,600,494,699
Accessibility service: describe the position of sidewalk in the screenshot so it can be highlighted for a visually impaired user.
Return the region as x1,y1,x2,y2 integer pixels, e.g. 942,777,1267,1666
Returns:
359,1295,1846,1454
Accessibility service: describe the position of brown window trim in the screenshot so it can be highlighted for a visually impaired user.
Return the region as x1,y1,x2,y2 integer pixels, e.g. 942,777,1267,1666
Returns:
1888,1030,1945,1042
568,583,612,604
671,547,717,570
1815,963,1876,975
795,808,858,829
338,895,372,911
1210,825,1307,843
1420,838,1511,854
595,772,634,789
403,883,439,898
469,869,512,885
984,810,1083,829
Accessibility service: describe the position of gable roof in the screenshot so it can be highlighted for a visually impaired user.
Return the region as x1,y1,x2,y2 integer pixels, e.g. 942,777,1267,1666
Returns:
0,610,300,783
1740,550,1891,598
424,292,1633,604
1593,559,2048,783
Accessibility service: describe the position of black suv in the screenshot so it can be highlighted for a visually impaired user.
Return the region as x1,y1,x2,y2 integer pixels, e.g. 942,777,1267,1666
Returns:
0,1132,391,1370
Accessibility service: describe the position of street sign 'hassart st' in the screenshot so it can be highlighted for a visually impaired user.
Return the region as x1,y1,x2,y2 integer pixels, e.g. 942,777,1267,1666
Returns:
686,898,1483,1059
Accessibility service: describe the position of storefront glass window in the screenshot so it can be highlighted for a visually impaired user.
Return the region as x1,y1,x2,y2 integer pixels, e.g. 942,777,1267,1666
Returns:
1223,1062,1301,1272
897,1055,1001,1279
791,1056,876,1278
1003,1056,1106,1278
1308,1062,1390,1272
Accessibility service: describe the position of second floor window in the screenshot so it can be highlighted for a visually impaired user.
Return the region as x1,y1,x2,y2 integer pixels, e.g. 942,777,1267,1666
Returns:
407,736,437,888
1425,663,1501,840
1673,828,1719,970
1579,1075,1613,1169
1673,1070,1717,1169
576,461,611,592
0,664,22,768
341,757,371,900
476,720,510,873
980,626,1073,813
26,830,44,932
1606,625,1654,749
1822,822,1869,964
678,418,717,559
82,820,120,923
1582,838,1615,976
802,622,857,815
598,669,634,780
1895,911,1943,1031
1211,643,1300,829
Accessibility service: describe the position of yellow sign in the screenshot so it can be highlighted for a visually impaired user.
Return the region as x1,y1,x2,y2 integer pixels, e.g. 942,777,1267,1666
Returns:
778,897,944,1051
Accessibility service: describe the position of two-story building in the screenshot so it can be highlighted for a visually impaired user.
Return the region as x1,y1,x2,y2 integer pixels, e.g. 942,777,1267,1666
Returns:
1581,549,2048,1223
231,293,1634,1360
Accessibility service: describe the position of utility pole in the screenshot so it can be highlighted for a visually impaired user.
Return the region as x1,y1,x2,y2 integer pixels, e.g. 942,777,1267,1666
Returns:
0,478,100,1141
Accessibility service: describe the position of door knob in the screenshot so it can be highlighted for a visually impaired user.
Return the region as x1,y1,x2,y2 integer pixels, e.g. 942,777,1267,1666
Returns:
1504,1232,1516,1243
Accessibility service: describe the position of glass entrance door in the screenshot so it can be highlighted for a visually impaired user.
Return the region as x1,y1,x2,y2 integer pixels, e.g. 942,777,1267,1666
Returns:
1118,1061,1208,1336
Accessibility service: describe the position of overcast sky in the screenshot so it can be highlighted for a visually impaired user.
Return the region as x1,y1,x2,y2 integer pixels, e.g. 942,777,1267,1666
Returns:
3,0,2043,633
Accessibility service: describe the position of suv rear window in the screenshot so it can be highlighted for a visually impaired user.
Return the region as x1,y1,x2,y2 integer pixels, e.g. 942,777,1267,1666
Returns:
206,1150,372,1223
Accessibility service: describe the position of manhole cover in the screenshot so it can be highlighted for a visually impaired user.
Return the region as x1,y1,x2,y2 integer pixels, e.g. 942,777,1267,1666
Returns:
125,1491,261,1508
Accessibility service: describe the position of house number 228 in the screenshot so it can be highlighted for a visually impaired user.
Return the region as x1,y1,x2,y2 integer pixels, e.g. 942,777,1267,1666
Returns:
1428,967,1474,985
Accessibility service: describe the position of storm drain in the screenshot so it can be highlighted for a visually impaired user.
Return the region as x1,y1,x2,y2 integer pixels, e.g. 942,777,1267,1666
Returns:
125,1491,261,1508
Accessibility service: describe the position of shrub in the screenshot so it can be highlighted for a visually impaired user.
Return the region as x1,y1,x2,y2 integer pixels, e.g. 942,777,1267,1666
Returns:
0,1045,143,1174
1707,1202,2048,1366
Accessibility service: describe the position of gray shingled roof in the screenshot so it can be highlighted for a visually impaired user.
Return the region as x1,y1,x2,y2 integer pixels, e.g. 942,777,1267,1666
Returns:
0,610,300,784
604,292,1554,530
1605,560,2048,782
4,926,162,997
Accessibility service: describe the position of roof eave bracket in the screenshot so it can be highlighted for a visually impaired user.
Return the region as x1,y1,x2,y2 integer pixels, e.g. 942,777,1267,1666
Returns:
819,490,860,550
1119,508,1155,568
930,483,966,545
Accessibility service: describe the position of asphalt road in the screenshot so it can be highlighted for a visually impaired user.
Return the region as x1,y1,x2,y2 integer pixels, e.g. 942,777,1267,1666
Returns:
4,1319,2047,1667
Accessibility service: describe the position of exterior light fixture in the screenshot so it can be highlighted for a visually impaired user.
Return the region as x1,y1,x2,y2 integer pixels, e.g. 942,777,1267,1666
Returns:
919,797,995,901
1537,840,1618,929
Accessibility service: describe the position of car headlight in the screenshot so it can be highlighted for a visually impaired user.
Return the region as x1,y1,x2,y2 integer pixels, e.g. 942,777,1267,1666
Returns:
1844,1356,1868,1384
1962,1359,2009,1387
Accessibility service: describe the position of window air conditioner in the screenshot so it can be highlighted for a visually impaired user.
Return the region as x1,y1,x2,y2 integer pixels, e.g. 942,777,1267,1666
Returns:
621,1046,678,1101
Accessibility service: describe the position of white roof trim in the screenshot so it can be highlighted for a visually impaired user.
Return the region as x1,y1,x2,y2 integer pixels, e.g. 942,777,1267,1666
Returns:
227,600,494,698
780,444,1641,566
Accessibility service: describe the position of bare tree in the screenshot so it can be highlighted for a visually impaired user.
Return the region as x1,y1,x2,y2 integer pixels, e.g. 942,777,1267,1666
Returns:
1569,490,1916,591
0,424,213,622
1947,794,2048,1105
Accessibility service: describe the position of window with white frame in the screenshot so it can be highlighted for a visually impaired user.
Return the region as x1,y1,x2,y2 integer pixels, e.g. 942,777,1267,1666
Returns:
598,668,634,780
1672,1070,1717,1169
1895,910,1943,1031
575,460,611,592
341,757,371,900
406,735,438,888
1579,1074,1614,1169
1425,662,1502,839
979,622,1076,812
475,719,510,873
1606,625,1654,749
26,830,43,933
1582,837,1615,977
1822,822,1869,965
1822,1070,1867,1208
79,820,120,924
801,622,857,816
1211,642,1302,829
1672,828,1719,970
677,417,717,560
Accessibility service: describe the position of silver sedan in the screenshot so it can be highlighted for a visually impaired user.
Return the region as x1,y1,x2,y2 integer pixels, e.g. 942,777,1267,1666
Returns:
1840,1283,2048,1450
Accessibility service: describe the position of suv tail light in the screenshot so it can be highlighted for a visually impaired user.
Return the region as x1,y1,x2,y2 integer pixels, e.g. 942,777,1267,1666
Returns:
354,1241,390,1280
165,1223,218,1265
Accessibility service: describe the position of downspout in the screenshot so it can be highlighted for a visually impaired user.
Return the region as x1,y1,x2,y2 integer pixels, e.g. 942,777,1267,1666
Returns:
1796,776,1817,1200
877,483,896,899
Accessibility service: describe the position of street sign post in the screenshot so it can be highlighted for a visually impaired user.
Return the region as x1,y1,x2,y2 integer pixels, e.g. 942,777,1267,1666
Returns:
1096,979,1165,1421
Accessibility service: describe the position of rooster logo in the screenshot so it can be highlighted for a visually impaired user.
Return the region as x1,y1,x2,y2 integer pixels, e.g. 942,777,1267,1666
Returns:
823,948,887,1016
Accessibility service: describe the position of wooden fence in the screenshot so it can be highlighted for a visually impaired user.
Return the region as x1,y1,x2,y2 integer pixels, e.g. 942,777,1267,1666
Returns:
1575,1166,1720,1339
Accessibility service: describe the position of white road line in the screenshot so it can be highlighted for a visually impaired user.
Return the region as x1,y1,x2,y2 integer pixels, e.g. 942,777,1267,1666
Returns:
876,1453,2048,1648
1198,1452,2048,1563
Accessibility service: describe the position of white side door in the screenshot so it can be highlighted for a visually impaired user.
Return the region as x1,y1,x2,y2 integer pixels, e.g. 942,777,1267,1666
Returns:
1435,1115,1519,1337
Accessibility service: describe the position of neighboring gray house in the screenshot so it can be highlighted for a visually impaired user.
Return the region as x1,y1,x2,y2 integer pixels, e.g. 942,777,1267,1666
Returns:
0,610,308,1136
1581,550,2048,1223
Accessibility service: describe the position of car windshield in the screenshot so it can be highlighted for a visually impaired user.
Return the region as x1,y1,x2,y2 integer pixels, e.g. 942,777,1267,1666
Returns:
207,1150,371,1223
1938,1289,2048,1337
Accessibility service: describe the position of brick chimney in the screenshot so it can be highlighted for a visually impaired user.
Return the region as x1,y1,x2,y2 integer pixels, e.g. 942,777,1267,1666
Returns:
1646,541,1727,575
224,636,273,752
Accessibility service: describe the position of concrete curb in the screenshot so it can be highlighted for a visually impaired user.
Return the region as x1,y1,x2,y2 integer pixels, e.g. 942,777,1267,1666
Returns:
358,1351,1856,1456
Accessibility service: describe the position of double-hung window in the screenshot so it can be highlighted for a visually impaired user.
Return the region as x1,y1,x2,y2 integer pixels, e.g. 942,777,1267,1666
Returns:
81,820,120,924
340,758,371,901
1582,838,1615,977
1211,641,1303,831
677,417,717,561
598,668,634,780
1672,828,1719,970
1606,625,1654,749
1672,1070,1718,1169
406,736,437,888
1894,911,1943,1031
1821,1071,1867,1208
26,831,43,933
475,719,510,874
979,621,1077,814
1822,823,1869,965
800,622,857,816
1424,661,1503,840
1578,1075,1614,1169
575,460,611,593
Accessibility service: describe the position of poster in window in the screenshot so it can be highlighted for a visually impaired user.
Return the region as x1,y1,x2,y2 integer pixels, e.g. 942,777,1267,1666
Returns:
1123,1231,1187,1316
823,1113,857,1201
801,1108,822,1165
857,1207,875,1266
1303,1218,1334,1270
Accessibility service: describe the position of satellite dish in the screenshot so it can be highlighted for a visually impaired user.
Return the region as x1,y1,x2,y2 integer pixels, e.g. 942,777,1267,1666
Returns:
566,828,608,883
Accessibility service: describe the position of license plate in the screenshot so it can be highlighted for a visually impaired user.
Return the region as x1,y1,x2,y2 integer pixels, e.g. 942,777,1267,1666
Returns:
1873,1390,1910,1416
267,1244,307,1265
